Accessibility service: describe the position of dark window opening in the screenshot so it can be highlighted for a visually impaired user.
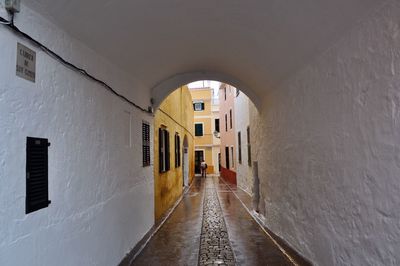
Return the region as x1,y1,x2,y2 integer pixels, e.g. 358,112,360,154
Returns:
247,126,252,166
231,146,234,167
225,114,228,132
193,101,205,111
225,146,230,169
159,128,170,172
215,119,220,133
229,109,233,129
175,134,181,168
195,123,204,136
238,132,242,164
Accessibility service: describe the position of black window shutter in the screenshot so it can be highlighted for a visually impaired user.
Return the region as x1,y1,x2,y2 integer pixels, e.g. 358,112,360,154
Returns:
166,131,170,171
238,132,242,164
178,134,180,167
195,124,203,136
174,134,178,167
247,127,252,166
201,102,205,110
26,137,51,214
142,123,150,167
159,128,163,172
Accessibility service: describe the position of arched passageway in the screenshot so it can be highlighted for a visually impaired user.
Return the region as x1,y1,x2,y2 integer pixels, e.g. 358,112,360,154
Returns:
151,71,261,110
137,80,294,265
1,1,398,266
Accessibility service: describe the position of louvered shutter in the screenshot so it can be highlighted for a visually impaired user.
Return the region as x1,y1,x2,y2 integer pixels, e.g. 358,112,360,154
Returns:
159,128,163,172
26,137,51,214
142,123,150,166
165,131,170,171
174,134,177,168
177,136,181,167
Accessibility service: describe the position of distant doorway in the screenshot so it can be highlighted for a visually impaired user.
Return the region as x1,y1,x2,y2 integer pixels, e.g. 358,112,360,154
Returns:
195,150,204,174
183,136,189,187
225,147,230,169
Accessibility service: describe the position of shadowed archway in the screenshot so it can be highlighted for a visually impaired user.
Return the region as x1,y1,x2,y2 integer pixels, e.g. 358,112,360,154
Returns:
151,71,262,110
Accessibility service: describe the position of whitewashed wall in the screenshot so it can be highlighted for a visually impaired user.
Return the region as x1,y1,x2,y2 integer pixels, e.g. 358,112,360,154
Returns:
0,4,154,266
251,1,400,265
234,92,253,194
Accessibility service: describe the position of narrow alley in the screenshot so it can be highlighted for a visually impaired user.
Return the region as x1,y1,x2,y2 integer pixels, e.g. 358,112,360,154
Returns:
2,0,400,265
129,176,298,266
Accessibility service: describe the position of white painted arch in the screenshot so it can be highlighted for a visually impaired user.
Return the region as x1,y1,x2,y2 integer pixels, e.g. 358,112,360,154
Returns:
151,71,261,110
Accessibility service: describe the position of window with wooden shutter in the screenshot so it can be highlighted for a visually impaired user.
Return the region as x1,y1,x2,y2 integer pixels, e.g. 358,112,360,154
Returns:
178,136,180,166
165,130,170,171
215,119,220,133
231,146,234,168
175,134,181,168
229,109,233,129
159,128,170,172
195,123,203,136
26,137,51,214
159,128,164,172
142,122,150,167
247,126,252,166
238,132,242,164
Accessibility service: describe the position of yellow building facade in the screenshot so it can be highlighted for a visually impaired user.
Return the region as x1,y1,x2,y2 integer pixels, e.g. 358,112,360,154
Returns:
153,86,195,221
190,88,220,175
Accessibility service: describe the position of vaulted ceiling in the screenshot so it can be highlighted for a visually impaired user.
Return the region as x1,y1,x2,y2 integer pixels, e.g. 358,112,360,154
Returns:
26,0,381,100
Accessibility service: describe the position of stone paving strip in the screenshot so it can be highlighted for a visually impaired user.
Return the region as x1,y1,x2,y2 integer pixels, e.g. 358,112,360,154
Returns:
199,181,236,266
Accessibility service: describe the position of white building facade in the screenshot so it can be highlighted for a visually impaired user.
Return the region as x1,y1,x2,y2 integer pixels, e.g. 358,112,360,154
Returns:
234,91,253,195
0,4,154,266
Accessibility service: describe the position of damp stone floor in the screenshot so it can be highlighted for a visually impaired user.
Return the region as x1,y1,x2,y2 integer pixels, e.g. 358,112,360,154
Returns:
127,176,297,266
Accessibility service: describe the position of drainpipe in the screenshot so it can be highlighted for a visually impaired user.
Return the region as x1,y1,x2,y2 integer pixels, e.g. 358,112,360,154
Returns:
252,161,260,213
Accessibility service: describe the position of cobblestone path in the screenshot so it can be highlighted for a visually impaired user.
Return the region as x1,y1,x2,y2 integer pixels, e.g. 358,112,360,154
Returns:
130,176,302,266
199,180,235,266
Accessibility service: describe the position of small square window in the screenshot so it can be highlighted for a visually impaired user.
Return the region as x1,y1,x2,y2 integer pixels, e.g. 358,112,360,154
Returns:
193,101,205,111
195,123,204,136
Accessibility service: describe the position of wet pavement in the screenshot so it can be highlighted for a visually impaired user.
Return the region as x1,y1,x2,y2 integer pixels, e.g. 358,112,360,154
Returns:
199,179,235,265
130,176,295,266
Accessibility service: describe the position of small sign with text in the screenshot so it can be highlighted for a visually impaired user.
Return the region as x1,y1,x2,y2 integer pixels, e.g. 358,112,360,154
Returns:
16,43,36,82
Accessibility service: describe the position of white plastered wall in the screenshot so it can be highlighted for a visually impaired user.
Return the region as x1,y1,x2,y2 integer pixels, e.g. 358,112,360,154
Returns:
0,4,154,266
251,1,400,265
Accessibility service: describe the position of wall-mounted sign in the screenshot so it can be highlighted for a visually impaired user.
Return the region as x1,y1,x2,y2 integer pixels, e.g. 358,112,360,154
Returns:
16,43,36,82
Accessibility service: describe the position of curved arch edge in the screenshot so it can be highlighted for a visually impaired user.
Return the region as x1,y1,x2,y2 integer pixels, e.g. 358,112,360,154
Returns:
151,71,261,110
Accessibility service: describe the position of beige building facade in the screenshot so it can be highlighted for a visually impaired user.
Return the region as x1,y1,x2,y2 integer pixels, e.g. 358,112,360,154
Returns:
153,86,195,221
190,87,220,175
